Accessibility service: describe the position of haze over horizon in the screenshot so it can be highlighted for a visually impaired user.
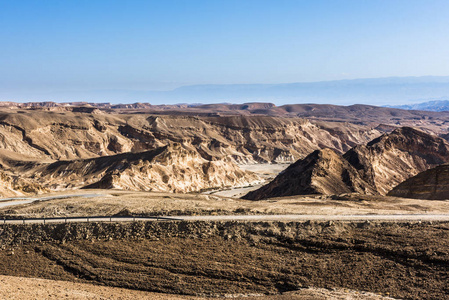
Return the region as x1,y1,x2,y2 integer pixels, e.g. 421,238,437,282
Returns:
1,0,449,104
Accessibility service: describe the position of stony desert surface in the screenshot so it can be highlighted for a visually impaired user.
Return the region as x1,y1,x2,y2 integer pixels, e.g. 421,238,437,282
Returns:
0,220,447,299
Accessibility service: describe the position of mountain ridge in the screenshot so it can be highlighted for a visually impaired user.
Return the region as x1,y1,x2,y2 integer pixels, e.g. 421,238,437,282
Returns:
3,76,449,105
385,100,449,112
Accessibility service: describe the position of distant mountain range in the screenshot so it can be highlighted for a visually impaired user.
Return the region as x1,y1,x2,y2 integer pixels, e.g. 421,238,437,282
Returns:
2,76,449,105
385,100,449,112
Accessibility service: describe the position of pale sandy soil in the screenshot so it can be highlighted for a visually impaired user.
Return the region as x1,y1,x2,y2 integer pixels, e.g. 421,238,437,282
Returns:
0,275,194,300
205,183,265,198
238,163,290,175
0,276,394,300
1,189,449,219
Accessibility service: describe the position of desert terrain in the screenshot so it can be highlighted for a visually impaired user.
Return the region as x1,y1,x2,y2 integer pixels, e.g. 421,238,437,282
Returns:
5,0,449,298
0,103,449,299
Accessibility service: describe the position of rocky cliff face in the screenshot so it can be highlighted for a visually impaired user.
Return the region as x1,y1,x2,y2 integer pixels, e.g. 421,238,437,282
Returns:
244,127,449,200
388,164,449,200
3,108,449,197
32,144,259,193
0,111,381,164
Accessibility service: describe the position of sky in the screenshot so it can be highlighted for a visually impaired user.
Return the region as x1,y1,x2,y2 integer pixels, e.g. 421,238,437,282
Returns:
1,0,449,102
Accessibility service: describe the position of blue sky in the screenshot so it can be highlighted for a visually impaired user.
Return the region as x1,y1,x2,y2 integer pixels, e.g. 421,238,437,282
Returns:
1,0,449,102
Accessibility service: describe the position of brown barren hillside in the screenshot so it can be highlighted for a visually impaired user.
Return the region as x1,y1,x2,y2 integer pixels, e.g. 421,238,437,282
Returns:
0,104,449,196
243,149,377,200
3,101,449,130
388,164,449,200
344,127,449,194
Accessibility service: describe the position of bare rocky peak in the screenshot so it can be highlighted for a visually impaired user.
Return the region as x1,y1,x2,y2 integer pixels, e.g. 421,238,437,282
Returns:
244,127,449,200
243,148,377,200
0,107,448,197
0,110,385,196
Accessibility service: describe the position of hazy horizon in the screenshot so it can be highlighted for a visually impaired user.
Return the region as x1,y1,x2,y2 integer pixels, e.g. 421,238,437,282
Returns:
1,75,449,106
2,0,449,104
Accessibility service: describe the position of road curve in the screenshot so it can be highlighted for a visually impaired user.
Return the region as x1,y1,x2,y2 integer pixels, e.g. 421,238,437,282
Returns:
1,214,449,225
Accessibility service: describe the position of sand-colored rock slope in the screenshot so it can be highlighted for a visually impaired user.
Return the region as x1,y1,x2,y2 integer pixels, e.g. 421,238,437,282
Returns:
244,127,449,200
0,171,46,197
0,110,384,196
32,143,259,193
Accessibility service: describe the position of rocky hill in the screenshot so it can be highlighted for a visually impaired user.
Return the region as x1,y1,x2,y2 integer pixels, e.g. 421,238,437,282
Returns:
343,127,449,195
244,127,449,200
0,109,385,196
30,143,259,193
388,164,449,200
3,101,449,131
243,149,377,200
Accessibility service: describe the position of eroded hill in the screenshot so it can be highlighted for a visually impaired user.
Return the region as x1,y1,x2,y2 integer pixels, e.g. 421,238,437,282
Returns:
243,149,377,200
25,143,259,193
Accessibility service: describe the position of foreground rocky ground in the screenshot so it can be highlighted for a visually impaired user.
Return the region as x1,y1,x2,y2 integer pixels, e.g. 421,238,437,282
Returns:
0,220,448,299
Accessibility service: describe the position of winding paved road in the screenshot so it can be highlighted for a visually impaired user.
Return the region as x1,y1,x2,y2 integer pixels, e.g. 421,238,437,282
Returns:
1,214,449,225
